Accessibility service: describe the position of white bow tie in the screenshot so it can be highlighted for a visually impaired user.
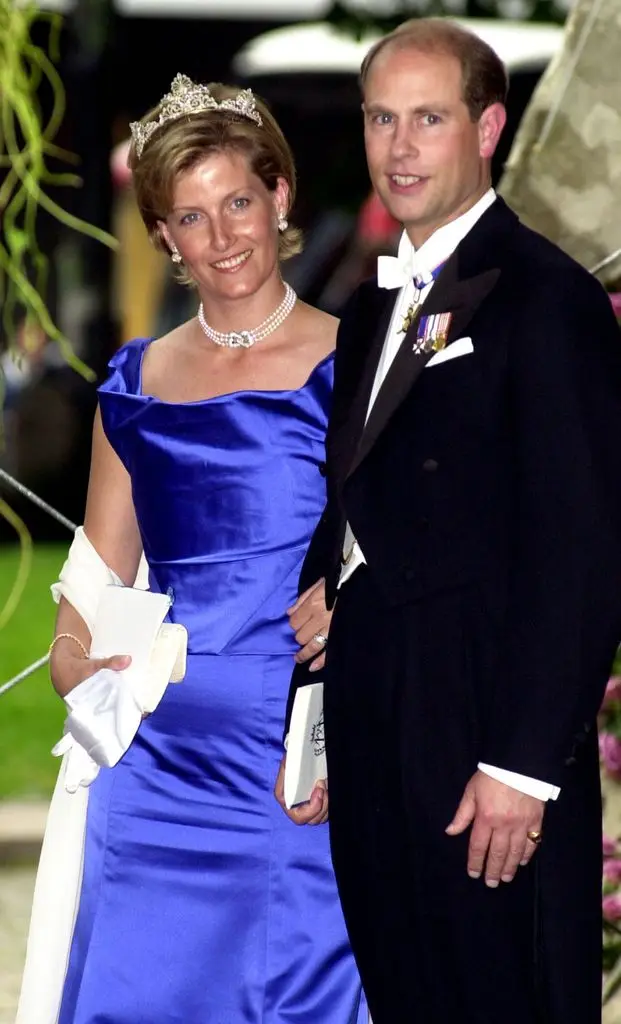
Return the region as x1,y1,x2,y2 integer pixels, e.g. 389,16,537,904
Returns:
377,252,435,291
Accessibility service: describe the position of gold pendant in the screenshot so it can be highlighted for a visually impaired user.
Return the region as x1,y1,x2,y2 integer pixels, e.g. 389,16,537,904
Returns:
400,303,420,334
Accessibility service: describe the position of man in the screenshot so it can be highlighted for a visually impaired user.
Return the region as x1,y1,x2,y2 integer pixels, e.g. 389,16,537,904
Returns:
277,17,621,1024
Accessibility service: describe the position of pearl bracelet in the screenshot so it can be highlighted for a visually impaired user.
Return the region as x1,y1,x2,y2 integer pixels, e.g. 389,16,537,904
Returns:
48,632,89,660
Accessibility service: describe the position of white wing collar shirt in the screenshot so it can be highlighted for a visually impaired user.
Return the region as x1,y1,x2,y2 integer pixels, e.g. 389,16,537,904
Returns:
338,188,560,803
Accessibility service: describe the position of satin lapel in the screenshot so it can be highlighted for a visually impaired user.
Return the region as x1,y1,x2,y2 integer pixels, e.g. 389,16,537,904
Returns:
348,254,500,478
330,287,396,488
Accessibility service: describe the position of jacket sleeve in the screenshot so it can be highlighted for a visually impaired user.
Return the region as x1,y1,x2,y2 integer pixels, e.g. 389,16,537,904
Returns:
283,285,366,741
480,269,621,785
296,283,367,599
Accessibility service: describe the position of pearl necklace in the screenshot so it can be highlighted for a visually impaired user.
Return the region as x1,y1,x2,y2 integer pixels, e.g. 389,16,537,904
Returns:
197,283,297,349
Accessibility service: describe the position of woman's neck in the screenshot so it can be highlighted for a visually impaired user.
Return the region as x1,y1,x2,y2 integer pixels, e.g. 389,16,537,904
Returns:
197,275,287,334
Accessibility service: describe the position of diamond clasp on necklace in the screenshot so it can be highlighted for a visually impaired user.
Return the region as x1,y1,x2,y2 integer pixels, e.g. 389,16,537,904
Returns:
230,331,254,348
197,283,297,348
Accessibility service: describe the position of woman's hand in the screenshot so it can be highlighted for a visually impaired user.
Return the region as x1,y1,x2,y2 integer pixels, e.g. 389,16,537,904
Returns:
288,579,332,672
274,756,329,825
50,637,131,700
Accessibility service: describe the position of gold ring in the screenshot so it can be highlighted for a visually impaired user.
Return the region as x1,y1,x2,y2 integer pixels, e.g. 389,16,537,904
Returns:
526,830,543,845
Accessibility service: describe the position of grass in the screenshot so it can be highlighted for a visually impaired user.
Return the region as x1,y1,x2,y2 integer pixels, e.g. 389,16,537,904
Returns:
0,544,66,800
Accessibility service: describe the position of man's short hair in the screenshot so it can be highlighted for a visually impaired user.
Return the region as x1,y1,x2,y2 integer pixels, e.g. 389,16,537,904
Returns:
360,18,509,122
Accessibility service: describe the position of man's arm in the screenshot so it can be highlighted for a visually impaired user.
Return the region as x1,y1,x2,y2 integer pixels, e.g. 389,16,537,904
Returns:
482,269,621,781
298,283,367,600
448,267,621,885
283,285,369,731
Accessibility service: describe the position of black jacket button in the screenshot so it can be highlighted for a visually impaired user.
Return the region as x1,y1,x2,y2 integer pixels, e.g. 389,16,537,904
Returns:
422,459,439,472
318,461,327,477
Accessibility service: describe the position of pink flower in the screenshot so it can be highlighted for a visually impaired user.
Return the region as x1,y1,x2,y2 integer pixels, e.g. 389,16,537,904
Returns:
603,859,621,884
604,835,619,858
602,677,621,710
609,293,621,319
599,732,621,779
603,894,621,921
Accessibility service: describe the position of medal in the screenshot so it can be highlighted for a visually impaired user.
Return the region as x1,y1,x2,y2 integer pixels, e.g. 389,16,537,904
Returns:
413,312,453,355
400,302,421,334
399,282,424,335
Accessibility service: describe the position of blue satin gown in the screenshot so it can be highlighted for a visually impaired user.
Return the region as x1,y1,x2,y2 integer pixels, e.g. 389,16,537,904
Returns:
58,337,366,1024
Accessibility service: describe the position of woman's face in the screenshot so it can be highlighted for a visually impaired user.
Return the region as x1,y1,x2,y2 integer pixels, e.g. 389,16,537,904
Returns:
159,148,289,302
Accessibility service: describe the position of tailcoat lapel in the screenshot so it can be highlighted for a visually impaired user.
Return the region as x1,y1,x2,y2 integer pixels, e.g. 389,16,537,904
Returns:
329,286,394,491
345,198,518,479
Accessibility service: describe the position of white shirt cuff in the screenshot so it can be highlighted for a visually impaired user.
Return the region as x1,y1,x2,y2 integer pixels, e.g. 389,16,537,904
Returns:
478,763,560,801
337,545,366,588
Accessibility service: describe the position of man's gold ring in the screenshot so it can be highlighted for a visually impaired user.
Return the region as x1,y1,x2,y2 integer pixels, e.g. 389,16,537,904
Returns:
526,830,543,845
312,633,328,647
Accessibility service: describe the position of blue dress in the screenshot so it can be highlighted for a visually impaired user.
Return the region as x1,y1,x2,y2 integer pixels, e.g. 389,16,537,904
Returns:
59,338,366,1024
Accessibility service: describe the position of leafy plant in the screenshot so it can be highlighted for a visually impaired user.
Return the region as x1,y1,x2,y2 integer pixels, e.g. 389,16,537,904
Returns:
0,0,117,629
0,0,116,379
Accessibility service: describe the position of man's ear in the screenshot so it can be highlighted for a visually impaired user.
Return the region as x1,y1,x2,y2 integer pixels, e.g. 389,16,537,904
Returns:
478,103,507,160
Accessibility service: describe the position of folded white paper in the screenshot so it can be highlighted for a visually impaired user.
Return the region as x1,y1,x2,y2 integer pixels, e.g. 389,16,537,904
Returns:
284,682,327,809
52,585,188,791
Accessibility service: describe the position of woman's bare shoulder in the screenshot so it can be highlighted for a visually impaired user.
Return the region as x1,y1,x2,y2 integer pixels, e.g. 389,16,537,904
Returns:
296,301,339,354
141,320,194,387
147,319,193,354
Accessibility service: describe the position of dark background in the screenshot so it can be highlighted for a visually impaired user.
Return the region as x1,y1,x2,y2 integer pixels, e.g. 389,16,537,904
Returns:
0,0,567,541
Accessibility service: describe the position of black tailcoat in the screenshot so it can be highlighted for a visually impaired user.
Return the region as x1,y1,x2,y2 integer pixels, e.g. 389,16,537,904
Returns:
288,199,621,1023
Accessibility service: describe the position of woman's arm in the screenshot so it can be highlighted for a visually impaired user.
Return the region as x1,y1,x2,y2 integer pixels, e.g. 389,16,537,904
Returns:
50,407,143,697
83,408,143,583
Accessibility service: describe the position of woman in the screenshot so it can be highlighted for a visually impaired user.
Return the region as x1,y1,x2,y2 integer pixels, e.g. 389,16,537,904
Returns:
38,76,365,1023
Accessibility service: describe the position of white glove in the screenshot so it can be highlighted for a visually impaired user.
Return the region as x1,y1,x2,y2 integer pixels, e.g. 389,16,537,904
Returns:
52,668,143,786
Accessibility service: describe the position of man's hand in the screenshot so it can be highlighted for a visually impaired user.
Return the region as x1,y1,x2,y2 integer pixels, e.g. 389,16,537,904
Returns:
446,770,544,887
288,579,332,672
274,756,329,825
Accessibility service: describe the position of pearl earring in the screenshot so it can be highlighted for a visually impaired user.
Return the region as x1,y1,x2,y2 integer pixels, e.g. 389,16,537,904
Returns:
278,214,288,233
170,245,183,265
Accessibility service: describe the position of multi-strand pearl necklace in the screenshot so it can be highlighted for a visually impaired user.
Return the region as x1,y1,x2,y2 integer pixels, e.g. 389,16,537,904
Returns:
197,283,297,349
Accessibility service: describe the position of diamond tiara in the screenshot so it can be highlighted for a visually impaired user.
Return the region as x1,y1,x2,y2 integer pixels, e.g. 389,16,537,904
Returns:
129,74,263,159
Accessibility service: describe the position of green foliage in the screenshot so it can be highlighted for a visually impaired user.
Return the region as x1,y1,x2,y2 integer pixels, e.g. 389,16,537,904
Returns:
0,0,116,380
0,0,120,636
0,544,65,799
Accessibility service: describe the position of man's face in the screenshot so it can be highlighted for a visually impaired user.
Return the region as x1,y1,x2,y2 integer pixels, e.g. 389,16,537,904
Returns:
363,44,504,247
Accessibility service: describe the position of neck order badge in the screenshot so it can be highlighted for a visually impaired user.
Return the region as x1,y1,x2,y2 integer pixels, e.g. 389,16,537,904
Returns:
400,263,445,335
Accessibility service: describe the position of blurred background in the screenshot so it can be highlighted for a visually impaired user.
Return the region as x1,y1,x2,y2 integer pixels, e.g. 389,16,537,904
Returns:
0,0,575,544
3,0,621,1017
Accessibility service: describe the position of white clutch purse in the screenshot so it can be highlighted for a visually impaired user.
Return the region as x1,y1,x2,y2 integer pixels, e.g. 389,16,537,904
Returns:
284,682,327,809
52,585,187,791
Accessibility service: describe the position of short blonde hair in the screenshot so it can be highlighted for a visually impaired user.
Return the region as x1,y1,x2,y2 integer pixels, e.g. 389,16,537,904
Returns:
361,18,508,122
128,82,302,266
